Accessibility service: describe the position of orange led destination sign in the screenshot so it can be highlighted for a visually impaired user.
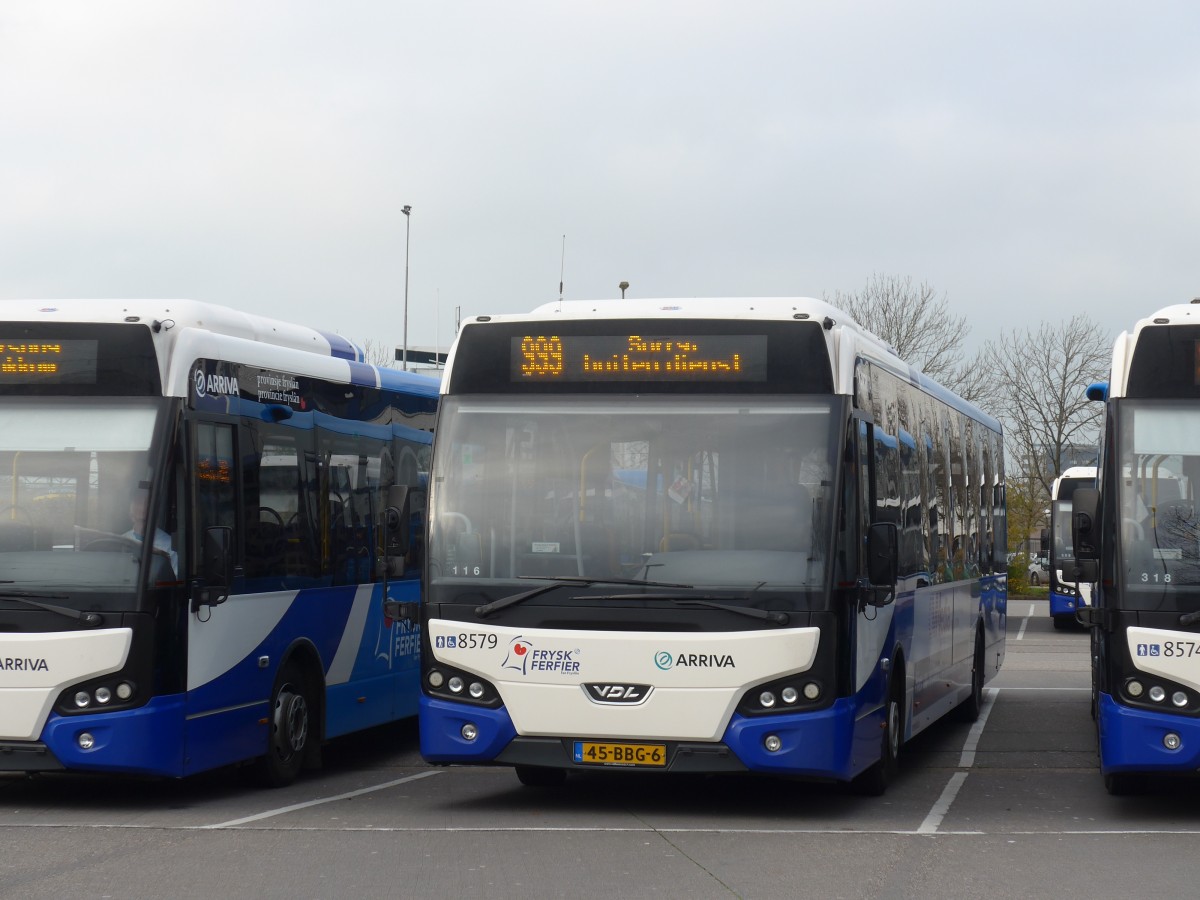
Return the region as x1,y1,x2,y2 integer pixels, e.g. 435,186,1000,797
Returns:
512,333,767,382
0,339,99,384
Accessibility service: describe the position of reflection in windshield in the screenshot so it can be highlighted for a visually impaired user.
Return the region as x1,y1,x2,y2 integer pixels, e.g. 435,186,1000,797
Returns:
430,396,836,596
0,398,166,595
1119,403,1200,596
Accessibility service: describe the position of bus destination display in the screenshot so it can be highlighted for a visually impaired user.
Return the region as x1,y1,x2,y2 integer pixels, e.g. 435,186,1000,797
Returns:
0,339,99,385
512,334,768,382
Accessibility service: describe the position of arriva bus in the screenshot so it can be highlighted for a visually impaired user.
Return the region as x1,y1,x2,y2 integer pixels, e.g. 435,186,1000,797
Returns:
1049,466,1097,630
1073,300,1200,793
0,300,437,785
418,298,1006,792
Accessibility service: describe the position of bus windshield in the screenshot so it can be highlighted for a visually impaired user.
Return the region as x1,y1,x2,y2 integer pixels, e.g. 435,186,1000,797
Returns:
0,396,169,599
430,395,838,603
1117,401,1200,606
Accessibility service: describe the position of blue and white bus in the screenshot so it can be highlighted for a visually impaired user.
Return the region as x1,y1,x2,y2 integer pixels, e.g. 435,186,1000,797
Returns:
0,300,437,785
1073,301,1200,793
418,298,1006,792
1049,466,1097,629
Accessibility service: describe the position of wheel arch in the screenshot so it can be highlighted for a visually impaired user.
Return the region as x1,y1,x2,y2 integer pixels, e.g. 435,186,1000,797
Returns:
275,638,327,751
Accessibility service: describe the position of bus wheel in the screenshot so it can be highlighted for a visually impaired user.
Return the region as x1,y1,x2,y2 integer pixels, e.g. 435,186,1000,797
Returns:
515,766,567,787
1104,771,1143,796
259,665,312,788
956,631,985,723
851,676,902,796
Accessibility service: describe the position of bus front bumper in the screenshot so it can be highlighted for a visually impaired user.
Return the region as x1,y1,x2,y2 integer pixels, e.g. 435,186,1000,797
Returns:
1098,692,1200,774
419,695,862,780
0,696,188,776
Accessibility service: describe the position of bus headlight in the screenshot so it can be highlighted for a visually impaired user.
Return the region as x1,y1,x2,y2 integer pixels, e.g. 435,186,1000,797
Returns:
738,677,826,716
424,665,501,707
1149,685,1166,703
1126,680,1144,698
74,692,91,709
1164,732,1182,750
1173,691,1189,708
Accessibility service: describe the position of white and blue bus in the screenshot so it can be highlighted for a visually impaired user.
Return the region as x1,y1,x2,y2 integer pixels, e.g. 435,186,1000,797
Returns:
1049,466,1097,629
418,298,1006,792
0,300,438,785
1073,301,1200,793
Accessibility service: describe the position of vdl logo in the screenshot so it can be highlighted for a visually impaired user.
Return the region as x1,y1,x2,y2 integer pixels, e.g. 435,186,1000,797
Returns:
1136,644,1162,657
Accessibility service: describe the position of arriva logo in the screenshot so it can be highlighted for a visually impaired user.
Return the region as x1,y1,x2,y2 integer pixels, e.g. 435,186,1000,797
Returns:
654,650,735,670
1,657,49,671
194,369,240,398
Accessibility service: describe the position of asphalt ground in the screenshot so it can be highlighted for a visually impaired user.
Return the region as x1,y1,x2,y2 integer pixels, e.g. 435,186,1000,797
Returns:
4,597,1200,899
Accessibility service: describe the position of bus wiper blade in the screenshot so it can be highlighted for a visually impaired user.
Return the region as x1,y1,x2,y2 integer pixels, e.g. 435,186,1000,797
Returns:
586,593,790,626
1179,610,1200,627
475,576,694,619
516,575,695,589
0,591,103,626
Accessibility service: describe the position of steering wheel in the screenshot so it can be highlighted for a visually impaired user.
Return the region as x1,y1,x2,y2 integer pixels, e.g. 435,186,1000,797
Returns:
258,507,284,525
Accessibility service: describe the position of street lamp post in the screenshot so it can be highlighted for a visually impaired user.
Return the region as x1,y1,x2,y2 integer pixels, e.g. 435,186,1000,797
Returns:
619,281,629,299
402,205,412,371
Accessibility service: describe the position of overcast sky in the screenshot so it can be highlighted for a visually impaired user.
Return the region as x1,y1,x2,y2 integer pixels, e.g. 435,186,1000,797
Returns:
2,1,1197,361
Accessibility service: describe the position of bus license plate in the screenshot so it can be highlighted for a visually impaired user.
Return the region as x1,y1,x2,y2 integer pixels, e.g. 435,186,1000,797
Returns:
573,741,667,767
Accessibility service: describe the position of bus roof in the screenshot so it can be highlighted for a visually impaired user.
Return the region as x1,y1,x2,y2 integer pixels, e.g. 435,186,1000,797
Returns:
1104,300,1200,400
450,296,1000,431
0,298,441,399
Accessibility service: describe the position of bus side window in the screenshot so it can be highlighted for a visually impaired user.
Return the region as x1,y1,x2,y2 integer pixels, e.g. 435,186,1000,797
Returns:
193,421,237,581
243,428,317,588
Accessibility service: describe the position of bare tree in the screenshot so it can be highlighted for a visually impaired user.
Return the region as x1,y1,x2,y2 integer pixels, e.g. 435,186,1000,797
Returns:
359,338,398,368
983,314,1110,498
828,274,985,402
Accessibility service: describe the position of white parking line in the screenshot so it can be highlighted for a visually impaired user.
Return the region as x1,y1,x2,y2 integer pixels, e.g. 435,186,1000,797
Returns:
917,686,1000,835
201,770,442,829
1016,603,1036,640
957,687,999,768
917,771,967,835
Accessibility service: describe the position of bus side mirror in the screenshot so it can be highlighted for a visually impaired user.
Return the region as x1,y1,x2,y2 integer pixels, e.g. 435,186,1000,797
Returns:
378,484,420,579
865,522,899,606
192,526,233,612
385,484,412,550
1074,558,1099,583
1072,487,1100,562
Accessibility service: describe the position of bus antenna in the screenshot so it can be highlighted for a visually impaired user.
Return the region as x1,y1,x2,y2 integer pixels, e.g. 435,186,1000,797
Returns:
558,235,566,308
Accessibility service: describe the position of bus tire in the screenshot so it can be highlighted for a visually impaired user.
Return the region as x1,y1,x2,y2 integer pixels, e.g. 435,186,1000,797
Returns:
1104,771,1143,796
258,663,313,788
956,629,985,723
851,671,902,796
515,766,567,787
